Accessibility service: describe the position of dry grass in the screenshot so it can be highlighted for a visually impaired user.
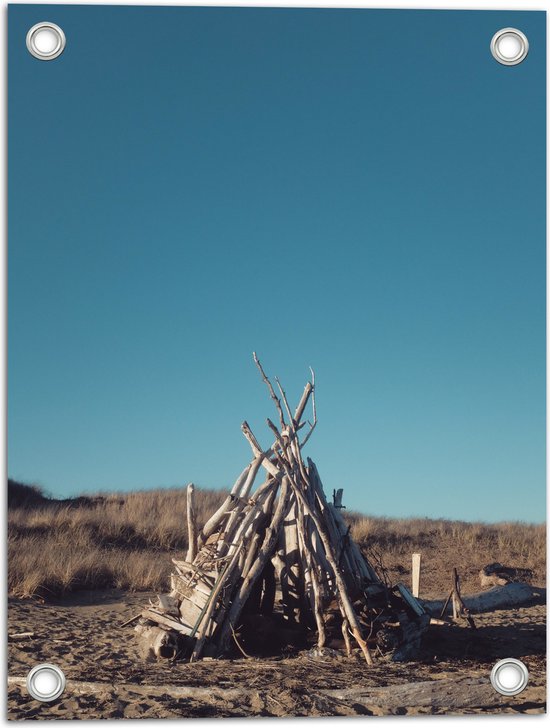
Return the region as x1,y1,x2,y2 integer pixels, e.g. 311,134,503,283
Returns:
8,480,546,600
349,513,546,599
8,481,226,598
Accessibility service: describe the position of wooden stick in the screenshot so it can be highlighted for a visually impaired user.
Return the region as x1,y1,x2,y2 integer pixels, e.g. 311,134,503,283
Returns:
307,524,332,595
241,486,278,578
223,482,277,560
309,459,377,584
238,453,265,500
300,369,317,447
411,553,421,598
198,464,252,545
341,615,352,657
275,376,295,428
253,352,286,429
438,591,453,619
294,496,371,661
218,477,291,652
210,487,270,562
451,568,476,629
297,516,326,647
141,609,193,634
310,565,326,648
267,425,373,664
241,421,280,479
171,560,215,585
241,420,263,453
9,632,35,640
452,568,460,619
293,380,313,426
186,483,197,563
230,623,252,659
190,542,245,660
190,482,280,658
281,497,302,624
308,468,360,585
218,454,265,555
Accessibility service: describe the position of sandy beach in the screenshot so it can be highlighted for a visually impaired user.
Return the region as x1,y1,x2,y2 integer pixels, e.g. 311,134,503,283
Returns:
8,589,546,719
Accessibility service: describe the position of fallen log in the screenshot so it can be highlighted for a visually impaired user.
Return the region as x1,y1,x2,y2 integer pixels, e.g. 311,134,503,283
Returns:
322,676,505,711
423,582,545,616
7,675,517,712
134,625,177,660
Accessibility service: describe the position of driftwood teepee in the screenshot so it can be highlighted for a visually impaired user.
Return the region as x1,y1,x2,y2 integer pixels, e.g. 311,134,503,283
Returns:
134,356,430,663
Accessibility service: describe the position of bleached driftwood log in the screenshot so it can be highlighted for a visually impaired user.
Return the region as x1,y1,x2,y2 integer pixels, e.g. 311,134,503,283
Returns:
135,624,177,660
423,582,545,616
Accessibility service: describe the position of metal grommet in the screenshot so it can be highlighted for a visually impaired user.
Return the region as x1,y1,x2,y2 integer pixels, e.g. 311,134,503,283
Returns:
490,658,529,696
490,28,529,66
26,664,66,702
26,22,66,61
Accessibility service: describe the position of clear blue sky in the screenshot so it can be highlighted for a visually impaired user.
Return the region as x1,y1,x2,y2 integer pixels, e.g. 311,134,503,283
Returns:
9,6,545,522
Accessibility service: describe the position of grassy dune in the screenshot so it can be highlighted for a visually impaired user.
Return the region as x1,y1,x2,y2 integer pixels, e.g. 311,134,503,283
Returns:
8,481,226,598
8,480,545,600
347,512,545,598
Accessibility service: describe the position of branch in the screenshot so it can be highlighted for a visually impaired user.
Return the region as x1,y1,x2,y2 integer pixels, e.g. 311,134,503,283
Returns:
266,417,286,451
253,352,286,429
241,421,263,454
230,622,252,659
300,368,317,447
241,421,280,479
294,381,313,425
275,377,295,432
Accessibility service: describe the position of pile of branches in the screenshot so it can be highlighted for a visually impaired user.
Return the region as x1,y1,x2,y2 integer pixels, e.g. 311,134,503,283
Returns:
133,356,430,663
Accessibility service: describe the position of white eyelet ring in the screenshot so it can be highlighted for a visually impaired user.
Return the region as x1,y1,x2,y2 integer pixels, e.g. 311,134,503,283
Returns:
490,28,529,66
490,658,529,696
26,22,66,61
26,664,66,702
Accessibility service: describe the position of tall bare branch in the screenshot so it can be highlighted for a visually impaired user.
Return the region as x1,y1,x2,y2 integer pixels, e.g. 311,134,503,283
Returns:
253,352,286,429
